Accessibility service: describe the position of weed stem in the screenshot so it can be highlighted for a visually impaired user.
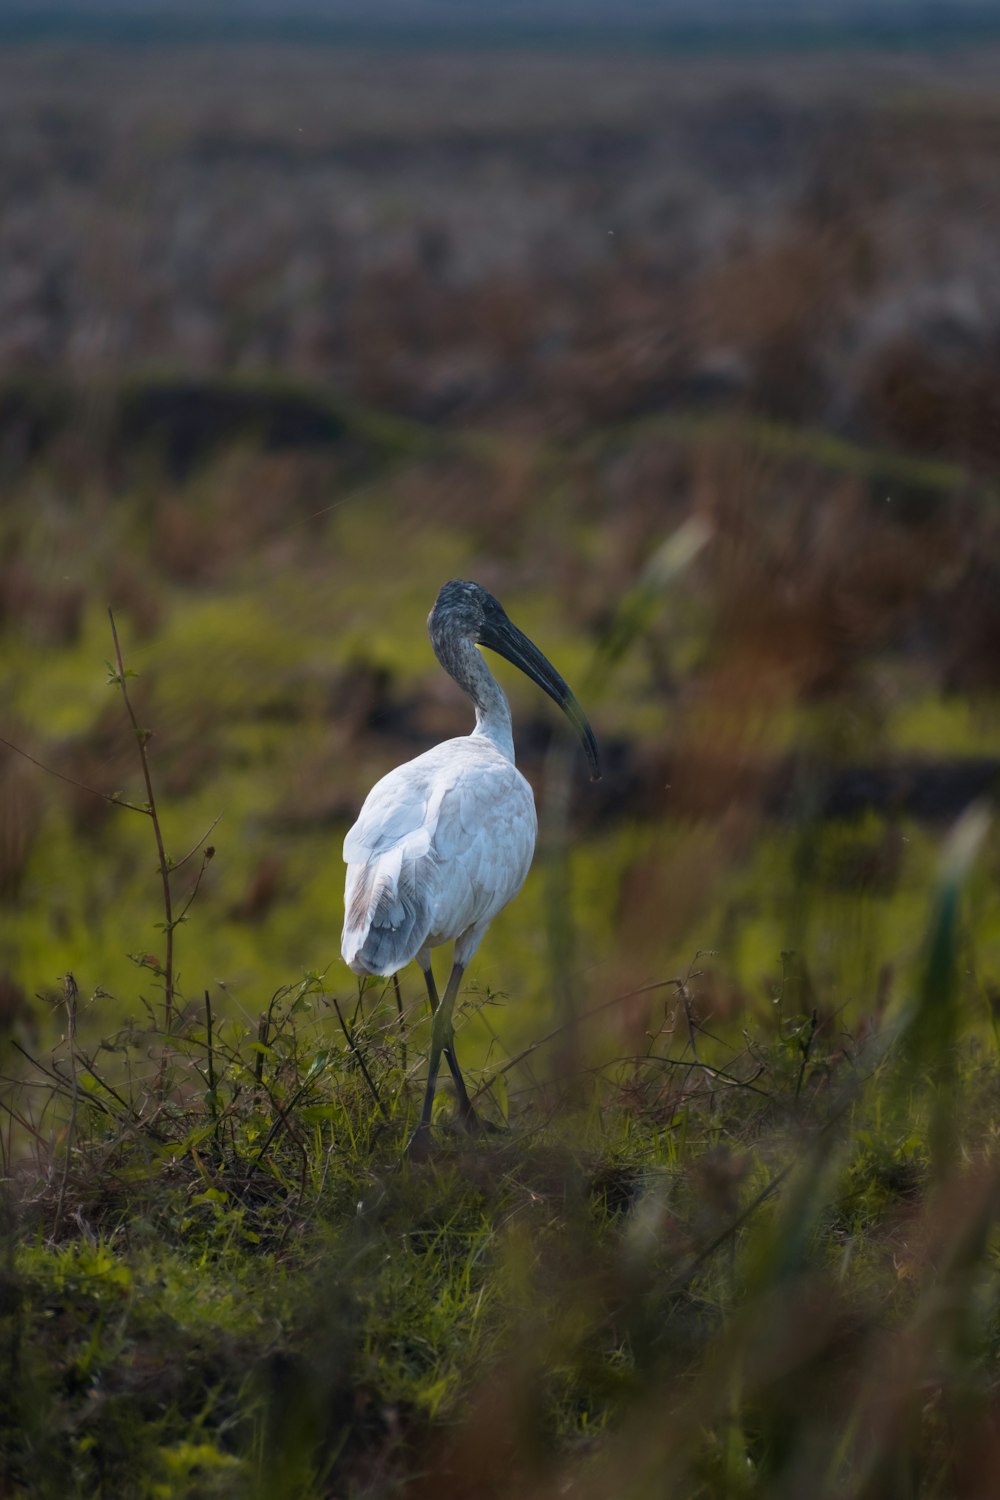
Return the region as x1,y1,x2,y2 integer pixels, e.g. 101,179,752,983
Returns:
108,609,175,1030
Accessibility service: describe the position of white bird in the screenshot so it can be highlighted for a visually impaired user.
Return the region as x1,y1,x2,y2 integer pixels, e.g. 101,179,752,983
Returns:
341,579,600,1152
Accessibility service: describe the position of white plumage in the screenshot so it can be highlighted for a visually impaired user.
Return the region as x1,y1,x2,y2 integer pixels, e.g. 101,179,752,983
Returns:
342,736,537,979
341,579,599,1151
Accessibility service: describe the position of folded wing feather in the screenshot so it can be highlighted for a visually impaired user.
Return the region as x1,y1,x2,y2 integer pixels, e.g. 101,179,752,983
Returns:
341,739,537,978
341,759,448,976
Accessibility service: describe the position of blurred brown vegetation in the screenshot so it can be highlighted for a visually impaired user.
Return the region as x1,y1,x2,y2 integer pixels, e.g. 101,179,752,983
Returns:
2,40,1000,1021
0,45,999,449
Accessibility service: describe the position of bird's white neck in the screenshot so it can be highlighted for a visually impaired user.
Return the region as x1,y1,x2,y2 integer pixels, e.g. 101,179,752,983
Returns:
452,639,516,762
472,699,515,762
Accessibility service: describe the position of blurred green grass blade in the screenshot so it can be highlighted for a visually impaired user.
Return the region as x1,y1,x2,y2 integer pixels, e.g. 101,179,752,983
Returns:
897,802,990,1172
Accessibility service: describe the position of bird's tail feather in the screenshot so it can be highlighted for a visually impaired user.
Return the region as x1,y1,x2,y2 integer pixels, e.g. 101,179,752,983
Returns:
341,850,429,976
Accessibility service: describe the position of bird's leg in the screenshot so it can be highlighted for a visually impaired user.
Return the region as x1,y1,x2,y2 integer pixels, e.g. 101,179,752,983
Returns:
408,961,468,1154
420,962,478,1130
421,962,440,1011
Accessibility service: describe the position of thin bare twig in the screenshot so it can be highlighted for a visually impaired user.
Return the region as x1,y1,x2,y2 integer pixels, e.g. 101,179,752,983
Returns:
252,1061,333,1168
204,990,218,1131
73,1049,142,1123
108,609,175,1030
678,978,701,1063
351,978,369,1032
332,996,388,1120
170,815,222,874
0,733,148,815
172,845,215,929
52,974,79,1241
664,1164,793,1297
0,1095,48,1147
470,978,680,1103
795,1009,819,1102
9,1039,65,1085
9,1040,91,1116
606,1053,771,1097
655,956,715,1092
254,1013,268,1090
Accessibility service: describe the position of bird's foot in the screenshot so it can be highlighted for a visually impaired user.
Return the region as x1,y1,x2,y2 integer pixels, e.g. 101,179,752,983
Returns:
406,1110,505,1156
459,1107,507,1138
404,1122,433,1161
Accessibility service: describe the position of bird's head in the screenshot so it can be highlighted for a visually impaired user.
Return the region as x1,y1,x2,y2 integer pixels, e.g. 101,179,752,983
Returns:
429,579,601,779
428,579,501,644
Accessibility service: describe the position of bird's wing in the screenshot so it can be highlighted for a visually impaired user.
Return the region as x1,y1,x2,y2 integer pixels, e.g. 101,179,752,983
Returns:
343,781,433,864
341,743,536,977
341,760,449,976
432,760,537,931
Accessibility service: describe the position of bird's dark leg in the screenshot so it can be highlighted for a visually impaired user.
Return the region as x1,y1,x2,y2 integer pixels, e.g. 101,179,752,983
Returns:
420,963,478,1130
407,961,468,1155
421,963,439,1011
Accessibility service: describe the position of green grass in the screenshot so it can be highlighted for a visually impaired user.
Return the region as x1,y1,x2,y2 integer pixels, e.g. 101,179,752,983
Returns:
5,894,1000,1498
4,372,1000,1494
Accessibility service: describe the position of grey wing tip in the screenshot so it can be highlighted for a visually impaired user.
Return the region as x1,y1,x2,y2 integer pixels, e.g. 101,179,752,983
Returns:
350,873,429,978
355,928,417,978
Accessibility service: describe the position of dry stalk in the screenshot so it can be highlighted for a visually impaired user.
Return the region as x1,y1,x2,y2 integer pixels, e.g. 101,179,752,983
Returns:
107,609,176,1031
332,995,387,1120
51,973,79,1241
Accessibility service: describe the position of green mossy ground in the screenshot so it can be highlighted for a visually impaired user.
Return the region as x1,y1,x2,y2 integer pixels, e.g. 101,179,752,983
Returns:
5,955,1000,1498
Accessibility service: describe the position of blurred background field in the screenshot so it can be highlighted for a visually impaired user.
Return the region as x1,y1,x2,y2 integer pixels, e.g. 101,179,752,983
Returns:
6,11,1000,1500
3,30,1000,1063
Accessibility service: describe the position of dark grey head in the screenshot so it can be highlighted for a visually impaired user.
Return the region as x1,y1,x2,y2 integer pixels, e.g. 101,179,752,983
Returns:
429,579,600,779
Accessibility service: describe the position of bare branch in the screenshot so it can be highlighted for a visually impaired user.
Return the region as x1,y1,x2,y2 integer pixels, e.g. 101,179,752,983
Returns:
171,845,215,929
52,973,79,1241
170,815,222,874
332,995,388,1120
0,733,148,815
108,609,175,1030
471,977,680,1103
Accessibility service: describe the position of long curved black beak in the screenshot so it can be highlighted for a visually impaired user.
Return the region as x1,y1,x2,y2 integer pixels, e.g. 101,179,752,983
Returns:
479,614,601,780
